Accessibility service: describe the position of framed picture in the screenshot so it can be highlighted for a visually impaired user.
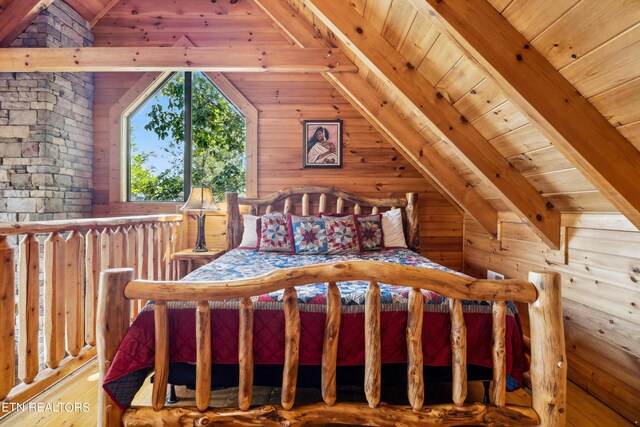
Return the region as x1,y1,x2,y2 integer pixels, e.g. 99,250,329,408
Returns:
302,120,342,168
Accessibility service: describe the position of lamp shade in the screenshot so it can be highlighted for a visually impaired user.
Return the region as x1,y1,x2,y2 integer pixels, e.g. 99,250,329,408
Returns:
180,186,221,211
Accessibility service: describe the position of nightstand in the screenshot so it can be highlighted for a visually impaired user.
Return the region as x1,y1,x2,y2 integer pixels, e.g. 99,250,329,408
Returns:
173,248,225,278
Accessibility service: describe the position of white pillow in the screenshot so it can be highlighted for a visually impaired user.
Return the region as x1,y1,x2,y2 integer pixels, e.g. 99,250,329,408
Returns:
238,214,259,249
382,208,407,248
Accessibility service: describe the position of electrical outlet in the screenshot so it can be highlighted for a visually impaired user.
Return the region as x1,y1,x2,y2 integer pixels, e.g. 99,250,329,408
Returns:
487,270,504,280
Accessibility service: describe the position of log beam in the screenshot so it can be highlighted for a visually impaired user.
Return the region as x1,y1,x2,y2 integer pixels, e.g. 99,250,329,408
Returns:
304,0,561,249
0,46,356,73
409,0,640,233
0,0,54,47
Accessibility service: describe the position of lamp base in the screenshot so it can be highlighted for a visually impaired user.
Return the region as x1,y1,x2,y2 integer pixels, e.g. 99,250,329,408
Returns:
192,212,209,252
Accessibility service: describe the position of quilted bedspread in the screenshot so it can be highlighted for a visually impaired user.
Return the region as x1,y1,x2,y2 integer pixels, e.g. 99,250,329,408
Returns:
103,249,527,409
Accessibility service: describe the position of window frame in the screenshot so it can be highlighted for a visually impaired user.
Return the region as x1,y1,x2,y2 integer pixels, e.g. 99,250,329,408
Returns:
117,71,258,206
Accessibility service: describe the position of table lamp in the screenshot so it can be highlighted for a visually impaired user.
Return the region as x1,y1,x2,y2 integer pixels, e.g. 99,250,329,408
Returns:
180,186,220,252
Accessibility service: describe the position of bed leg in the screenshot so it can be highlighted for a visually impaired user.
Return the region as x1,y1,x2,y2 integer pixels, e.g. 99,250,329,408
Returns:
482,381,491,405
528,271,566,427
166,384,179,404
97,268,133,427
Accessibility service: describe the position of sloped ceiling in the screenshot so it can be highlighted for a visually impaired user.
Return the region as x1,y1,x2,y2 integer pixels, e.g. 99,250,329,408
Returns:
283,0,640,217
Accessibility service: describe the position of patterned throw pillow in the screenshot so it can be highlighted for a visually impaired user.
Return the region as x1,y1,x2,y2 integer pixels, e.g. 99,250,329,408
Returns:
355,214,385,251
289,215,328,254
259,212,293,252
322,215,360,254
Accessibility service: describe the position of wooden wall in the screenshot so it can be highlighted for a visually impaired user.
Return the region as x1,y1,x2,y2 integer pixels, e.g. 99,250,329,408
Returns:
464,213,640,422
91,70,463,269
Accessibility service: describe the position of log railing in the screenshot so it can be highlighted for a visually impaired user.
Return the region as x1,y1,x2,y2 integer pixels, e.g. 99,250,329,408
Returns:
99,262,566,426
0,214,182,414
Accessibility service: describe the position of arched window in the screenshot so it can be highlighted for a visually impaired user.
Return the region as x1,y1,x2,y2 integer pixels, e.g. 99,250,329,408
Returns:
126,71,247,202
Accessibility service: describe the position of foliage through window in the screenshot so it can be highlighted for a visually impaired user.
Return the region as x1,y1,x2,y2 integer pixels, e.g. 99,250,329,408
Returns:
128,71,246,202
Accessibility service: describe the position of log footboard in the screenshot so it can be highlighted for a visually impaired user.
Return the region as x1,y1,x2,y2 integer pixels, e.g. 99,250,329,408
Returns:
97,264,565,427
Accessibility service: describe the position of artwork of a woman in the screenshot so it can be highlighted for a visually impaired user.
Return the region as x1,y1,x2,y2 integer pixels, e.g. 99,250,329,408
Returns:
303,120,342,167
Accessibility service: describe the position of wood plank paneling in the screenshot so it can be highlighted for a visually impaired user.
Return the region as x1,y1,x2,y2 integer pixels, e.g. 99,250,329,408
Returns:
464,213,640,422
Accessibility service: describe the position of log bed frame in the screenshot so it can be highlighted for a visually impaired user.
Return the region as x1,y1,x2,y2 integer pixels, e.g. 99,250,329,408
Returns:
97,186,566,426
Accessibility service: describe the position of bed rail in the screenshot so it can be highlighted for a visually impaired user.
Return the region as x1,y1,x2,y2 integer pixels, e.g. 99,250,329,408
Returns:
97,264,566,426
225,186,420,253
0,214,182,418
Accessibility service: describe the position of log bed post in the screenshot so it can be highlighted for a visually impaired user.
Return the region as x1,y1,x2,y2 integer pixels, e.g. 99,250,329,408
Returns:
226,192,241,251
405,192,420,253
97,268,133,427
0,237,15,400
528,271,566,427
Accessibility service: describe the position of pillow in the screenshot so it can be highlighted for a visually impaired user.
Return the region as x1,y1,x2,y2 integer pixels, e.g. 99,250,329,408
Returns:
259,212,293,252
288,214,328,255
381,208,407,248
354,214,385,251
238,214,260,249
323,215,360,254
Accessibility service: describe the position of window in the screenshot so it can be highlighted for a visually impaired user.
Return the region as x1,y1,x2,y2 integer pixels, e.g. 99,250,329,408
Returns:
127,71,247,202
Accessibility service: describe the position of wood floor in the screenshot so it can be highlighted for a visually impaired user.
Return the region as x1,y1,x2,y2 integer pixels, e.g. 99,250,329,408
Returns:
0,359,633,426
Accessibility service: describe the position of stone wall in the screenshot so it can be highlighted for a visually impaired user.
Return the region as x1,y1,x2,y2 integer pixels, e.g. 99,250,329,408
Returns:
0,0,94,222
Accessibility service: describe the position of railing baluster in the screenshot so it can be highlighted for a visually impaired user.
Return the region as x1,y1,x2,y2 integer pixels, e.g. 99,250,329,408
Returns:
0,237,15,400
163,223,172,281
318,193,327,213
281,287,300,410
65,231,85,357
100,228,111,271
238,297,254,411
284,197,292,214
125,226,138,321
148,223,158,281
301,194,309,215
492,301,507,407
18,234,39,384
407,288,424,410
322,282,341,406
336,197,344,214
111,227,125,268
169,222,178,280
152,301,169,411
365,281,381,408
450,298,467,406
196,301,211,412
44,232,66,369
85,229,100,346
353,204,361,214
157,224,166,281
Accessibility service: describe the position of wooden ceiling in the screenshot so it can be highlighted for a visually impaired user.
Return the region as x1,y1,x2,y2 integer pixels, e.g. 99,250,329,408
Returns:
1,0,639,239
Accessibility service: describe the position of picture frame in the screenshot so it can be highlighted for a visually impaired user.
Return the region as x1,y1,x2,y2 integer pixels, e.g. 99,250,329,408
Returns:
302,119,342,168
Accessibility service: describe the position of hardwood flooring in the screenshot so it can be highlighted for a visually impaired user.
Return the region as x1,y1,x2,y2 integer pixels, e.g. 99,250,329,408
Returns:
0,359,633,426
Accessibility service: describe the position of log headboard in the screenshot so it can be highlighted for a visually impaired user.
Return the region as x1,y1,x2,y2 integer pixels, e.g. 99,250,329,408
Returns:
225,186,419,253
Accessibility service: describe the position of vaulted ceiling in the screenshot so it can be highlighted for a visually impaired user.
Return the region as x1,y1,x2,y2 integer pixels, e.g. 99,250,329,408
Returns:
1,0,639,247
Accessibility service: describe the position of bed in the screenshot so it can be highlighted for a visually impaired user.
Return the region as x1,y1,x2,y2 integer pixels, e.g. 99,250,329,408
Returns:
97,186,567,426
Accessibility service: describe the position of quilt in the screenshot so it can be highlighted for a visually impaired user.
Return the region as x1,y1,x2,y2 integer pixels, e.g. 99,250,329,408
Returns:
103,249,527,409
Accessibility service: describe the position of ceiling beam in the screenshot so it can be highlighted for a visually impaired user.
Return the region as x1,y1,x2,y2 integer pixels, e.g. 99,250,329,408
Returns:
0,46,356,73
0,0,54,47
252,0,499,237
408,0,640,232
304,0,560,248
90,0,121,27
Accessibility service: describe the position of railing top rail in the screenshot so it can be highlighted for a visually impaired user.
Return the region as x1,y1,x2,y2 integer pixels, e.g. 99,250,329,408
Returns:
123,261,537,303
236,186,409,208
0,214,183,236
